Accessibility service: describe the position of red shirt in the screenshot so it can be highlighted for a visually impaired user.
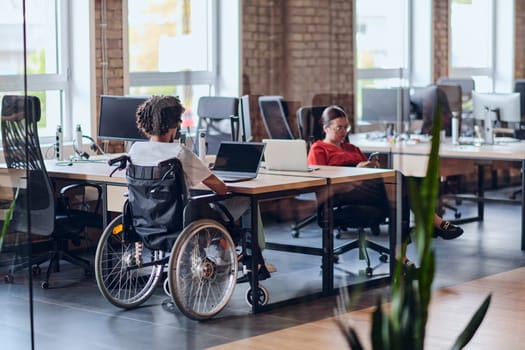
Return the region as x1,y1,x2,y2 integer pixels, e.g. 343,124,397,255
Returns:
307,140,368,166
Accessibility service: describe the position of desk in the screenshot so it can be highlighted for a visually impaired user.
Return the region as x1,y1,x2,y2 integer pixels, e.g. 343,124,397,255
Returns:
350,133,525,250
259,166,398,293
43,160,397,312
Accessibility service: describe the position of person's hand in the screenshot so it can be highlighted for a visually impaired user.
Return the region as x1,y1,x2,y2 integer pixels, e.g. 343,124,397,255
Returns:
356,159,380,168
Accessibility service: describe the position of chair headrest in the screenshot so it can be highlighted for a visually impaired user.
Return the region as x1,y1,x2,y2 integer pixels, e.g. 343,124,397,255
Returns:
1,95,41,123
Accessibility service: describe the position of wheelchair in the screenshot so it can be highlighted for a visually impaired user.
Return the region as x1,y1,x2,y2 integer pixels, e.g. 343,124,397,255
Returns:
94,155,269,321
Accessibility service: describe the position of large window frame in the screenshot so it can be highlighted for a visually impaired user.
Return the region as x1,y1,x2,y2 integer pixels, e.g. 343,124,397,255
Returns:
0,0,73,143
354,0,432,125
124,0,239,131
449,0,514,93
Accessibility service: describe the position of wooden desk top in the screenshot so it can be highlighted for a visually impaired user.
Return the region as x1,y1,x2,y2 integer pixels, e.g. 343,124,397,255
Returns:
261,166,396,185
43,160,327,195
350,132,525,161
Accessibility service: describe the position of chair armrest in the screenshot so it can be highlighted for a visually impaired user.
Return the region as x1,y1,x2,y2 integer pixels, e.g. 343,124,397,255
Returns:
59,183,103,213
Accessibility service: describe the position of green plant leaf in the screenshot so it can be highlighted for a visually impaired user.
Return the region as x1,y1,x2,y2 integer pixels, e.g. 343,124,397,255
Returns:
0,187,19,252
450,294,492,350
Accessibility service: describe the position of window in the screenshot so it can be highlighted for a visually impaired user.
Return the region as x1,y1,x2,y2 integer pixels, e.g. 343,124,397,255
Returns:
450,0,514,92
355,0,433,124
127,0,218,130
450,0,493,91
0,0,70,141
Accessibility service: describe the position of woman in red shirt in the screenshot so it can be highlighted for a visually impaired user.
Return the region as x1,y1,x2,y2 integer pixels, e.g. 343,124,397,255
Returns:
307,105,463,241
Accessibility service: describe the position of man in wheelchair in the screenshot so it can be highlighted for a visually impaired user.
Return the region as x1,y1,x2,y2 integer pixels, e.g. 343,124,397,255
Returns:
95,95,272,320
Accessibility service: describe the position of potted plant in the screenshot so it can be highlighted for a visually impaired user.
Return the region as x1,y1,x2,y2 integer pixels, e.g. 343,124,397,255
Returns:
335,106,491,349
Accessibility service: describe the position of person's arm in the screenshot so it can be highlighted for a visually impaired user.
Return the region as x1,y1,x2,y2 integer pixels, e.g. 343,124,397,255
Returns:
202,174,228,195
307,144,329,165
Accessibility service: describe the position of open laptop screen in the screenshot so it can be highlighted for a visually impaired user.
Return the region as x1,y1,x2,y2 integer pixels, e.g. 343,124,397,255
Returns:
213,142,265,173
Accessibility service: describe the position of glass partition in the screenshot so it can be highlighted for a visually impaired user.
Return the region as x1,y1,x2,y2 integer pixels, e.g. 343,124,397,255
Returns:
1,2,33,348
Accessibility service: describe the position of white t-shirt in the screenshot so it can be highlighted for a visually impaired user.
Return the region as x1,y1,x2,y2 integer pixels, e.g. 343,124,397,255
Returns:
128,141,211,189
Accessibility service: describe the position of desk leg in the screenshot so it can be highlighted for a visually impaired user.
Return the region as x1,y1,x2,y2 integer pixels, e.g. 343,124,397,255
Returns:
521,160,525,250
320,186,334,294
101,183,108,228
250,196,262,313
477,164,484,221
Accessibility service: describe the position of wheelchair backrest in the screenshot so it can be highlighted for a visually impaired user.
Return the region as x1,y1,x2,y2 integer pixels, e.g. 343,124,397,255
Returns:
125,157,188,247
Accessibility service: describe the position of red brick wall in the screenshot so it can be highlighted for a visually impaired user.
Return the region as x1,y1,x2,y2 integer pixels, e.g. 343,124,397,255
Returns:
241,0,354,140
432,0,449,82
515,0,525,79
94,0,125,151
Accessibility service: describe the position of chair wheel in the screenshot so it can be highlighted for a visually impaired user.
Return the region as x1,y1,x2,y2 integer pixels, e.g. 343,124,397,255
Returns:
334,255,340,264
4,274,14,284
366,267,373,276
371,224,381,236
41,281,49,289
454,212,461,219
245,284,269,306
379,254,388,263
291,229,299,238
32,265,41,276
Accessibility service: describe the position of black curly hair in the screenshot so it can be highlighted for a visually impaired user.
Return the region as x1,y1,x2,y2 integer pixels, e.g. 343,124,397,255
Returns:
136,95,185,136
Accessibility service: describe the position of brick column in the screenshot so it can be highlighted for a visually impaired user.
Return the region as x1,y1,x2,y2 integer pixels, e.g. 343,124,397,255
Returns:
432,0,449,82
94,0,125,151
515,0,525,79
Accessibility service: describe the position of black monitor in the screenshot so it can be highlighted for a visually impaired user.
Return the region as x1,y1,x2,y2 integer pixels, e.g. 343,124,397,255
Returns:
98,95,149,141
240,95,252,141
258,96,294,139
361,87,411,123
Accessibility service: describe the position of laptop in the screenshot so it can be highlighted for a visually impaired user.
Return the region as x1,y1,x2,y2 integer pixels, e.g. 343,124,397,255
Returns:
262,139,317,172
212,141,266,182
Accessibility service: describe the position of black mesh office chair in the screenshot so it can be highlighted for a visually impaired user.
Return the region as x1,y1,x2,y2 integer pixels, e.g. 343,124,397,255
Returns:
195,96,240,155
297,105,390,275
258,96,294,139
1,95,103,288
411,85,463,219
437,77,475,113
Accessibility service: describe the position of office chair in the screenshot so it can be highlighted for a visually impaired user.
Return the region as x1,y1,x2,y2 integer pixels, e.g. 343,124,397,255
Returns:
195,96,240,155
436,77,475,113
411,86,463,218
258,96,294,139
297,105,390,276
438,84,462,124
289,106,329,238
1,95,103,288
311,93,353,130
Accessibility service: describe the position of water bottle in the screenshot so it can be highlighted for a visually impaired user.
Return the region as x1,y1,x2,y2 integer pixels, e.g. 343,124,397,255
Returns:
451,112,459,145
55,125,63,160
198,128,206,162
75,124,83,153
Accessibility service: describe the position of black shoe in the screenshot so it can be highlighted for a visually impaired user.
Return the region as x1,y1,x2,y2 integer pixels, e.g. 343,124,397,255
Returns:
434,221,464,240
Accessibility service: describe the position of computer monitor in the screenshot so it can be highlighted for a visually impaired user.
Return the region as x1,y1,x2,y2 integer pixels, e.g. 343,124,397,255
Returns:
98,95,149,141
361,87,411,123
240,95,252,142
258,96,294,139
472,92,521,123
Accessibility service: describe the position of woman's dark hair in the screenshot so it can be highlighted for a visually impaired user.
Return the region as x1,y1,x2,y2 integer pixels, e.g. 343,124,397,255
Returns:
321,105,347,126
136,95,185,136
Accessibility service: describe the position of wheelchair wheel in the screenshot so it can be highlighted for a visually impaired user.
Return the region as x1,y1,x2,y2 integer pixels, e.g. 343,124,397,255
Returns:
95,215,164,309
168,219,238,321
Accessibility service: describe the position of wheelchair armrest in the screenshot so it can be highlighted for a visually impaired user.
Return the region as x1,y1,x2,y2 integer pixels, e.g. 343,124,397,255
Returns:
189,192,235,204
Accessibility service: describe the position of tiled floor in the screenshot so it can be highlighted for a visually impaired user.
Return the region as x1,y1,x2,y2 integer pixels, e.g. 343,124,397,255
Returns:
2,187,525,350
